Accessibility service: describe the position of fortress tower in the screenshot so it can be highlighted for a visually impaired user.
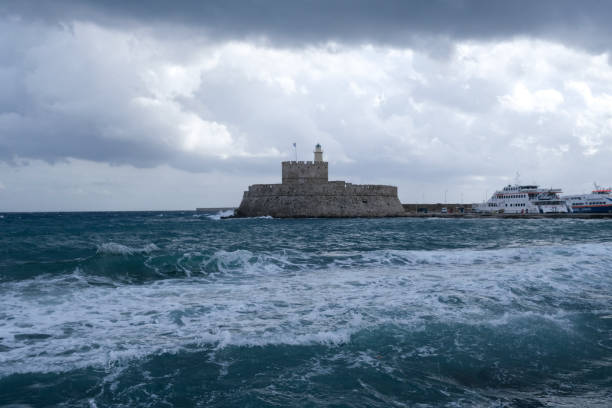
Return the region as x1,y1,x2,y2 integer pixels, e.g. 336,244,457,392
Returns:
281,144,328,184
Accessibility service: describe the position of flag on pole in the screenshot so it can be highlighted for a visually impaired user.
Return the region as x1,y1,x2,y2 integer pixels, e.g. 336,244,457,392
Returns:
293,142,297,161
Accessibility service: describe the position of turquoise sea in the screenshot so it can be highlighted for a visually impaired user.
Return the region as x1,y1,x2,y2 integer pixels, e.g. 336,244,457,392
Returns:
0,211,611,407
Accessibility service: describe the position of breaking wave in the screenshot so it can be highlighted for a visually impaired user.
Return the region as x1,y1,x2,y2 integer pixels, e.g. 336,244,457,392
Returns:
206,209,235,220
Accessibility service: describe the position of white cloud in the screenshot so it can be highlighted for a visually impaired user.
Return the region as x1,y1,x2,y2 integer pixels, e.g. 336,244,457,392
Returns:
499,83,564,113
564,81,612,155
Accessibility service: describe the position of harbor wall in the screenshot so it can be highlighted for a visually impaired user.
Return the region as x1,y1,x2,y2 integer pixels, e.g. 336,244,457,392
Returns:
402,203,473,214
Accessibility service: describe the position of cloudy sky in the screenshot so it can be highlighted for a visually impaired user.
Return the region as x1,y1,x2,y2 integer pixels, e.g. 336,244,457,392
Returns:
1,0,612,211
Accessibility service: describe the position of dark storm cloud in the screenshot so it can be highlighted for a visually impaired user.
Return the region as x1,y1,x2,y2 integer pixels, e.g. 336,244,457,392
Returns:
3,0,612,53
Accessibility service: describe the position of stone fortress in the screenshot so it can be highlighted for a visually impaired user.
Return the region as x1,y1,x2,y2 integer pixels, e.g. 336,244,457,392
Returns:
235,144,405,217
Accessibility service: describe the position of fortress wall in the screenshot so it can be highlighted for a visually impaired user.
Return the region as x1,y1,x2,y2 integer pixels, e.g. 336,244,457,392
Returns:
345,184,398,196
246,182,398,197
236,193,405,218
281,161,328,184
237,182,405,217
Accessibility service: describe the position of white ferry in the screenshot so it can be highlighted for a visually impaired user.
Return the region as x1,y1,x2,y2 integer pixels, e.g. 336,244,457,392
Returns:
562,185,612,213
474,184,568,214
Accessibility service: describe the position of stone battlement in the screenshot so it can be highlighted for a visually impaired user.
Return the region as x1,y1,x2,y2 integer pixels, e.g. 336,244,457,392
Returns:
245,182,397,197
282,161,322,165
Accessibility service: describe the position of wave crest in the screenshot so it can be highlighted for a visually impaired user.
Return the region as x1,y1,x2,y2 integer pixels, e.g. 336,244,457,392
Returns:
96,242,159,255
206,209,235,220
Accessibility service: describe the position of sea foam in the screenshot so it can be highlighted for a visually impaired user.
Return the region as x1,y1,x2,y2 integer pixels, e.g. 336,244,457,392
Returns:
96,242,160,255
2,241,610,376
206,209,235,220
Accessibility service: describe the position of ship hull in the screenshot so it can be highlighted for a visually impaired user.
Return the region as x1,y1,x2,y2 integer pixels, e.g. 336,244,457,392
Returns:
571,205,612,213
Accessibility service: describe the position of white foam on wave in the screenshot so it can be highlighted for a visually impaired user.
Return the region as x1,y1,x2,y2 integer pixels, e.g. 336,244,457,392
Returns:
319,242,612,273
198,210,274,220
201,245,551,278
1,241,611,377
203,249,298,277
96,242,159,256
206,209,235,220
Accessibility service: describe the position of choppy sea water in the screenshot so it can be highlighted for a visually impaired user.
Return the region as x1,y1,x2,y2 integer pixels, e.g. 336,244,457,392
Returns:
0,211,611,407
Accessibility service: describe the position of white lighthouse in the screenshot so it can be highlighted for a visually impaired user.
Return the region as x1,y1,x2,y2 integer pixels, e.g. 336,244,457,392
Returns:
314,143,323,162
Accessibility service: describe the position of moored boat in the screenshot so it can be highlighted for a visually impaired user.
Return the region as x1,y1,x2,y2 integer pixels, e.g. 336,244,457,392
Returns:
562,184,612,213
474,184,568,214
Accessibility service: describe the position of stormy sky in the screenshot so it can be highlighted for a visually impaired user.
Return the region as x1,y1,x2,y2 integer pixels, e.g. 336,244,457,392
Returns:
1,0,612,211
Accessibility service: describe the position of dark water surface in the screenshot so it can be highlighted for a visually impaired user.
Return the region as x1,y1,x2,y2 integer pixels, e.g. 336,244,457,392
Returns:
0,211,611,407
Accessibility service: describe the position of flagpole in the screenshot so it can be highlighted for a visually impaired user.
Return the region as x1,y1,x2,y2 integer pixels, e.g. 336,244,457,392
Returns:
293,143,297,161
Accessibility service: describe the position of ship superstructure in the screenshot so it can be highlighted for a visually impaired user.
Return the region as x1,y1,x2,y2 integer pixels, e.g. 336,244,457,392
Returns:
563,185,612,213
474,184,568,214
